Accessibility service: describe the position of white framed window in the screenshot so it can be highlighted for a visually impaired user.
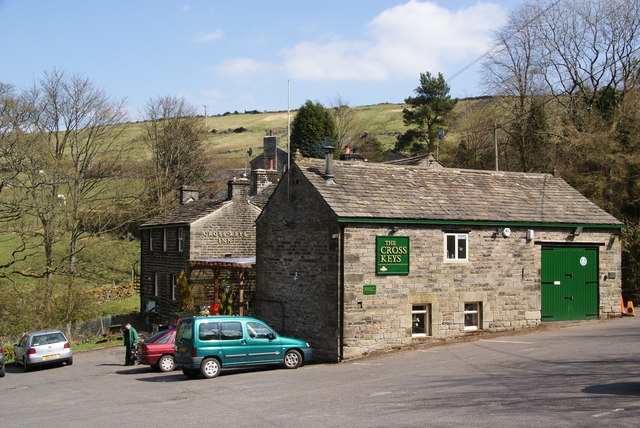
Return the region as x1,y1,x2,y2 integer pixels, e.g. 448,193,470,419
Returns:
177,228,184,252
445,233,468,261
149,230,153,252
153,273,159,297
412,304,431,337
170,274,177,301
464,302,482,331
162,229,168,252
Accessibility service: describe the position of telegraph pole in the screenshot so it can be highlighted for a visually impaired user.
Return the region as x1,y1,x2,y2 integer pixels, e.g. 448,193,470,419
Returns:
494,123,499,171
202,105,208,130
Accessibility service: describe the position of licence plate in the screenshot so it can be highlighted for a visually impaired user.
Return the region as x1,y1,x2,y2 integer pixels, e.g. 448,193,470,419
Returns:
178,347,186,352
43,354,59,360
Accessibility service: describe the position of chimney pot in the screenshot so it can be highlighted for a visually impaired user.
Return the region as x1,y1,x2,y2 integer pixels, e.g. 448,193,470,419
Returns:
324,146,335,182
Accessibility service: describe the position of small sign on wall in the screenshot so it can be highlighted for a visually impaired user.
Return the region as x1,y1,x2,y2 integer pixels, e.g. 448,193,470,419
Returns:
376,235,410,275
363,284,377,295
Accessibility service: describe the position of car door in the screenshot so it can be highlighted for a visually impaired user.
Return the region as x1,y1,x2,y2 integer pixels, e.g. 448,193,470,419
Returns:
245,321,282,364
14,335,27,363
216,321,248,367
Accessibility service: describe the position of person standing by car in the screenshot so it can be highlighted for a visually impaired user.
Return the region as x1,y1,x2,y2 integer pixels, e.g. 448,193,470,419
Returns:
123,323,138,366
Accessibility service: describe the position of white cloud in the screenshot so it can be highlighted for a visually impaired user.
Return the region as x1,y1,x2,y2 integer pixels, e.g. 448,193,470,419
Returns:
195,29,223,43
212,58,274,77
282,0,506,81
181,4,191,13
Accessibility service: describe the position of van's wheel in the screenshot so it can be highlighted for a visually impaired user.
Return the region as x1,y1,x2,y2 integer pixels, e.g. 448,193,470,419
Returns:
200,357,220,379
283,349,302,369
182,369,200,379
157,355,174,372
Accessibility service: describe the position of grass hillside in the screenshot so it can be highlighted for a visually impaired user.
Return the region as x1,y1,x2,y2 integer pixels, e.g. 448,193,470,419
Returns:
158,102,411,164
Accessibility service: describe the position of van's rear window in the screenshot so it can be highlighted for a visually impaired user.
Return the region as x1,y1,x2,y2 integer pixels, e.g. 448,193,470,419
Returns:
176,320,193,341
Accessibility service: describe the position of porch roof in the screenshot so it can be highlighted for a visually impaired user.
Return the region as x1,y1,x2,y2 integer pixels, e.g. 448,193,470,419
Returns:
190,257,256,269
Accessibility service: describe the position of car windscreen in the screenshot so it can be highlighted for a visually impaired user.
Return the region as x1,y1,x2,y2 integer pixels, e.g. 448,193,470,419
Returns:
32,332,65,346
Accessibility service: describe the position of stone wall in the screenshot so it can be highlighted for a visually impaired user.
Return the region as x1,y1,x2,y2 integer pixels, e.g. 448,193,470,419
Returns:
256,166,341,362
341,225,621,360
139,226,190,319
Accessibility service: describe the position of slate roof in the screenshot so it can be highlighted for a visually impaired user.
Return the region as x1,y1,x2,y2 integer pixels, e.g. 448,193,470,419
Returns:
140,199,228,227
296,158,622,226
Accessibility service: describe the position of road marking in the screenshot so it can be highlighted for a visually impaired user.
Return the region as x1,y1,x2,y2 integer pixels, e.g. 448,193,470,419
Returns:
592,408,624,418
369,391,393,397
480,340,532,344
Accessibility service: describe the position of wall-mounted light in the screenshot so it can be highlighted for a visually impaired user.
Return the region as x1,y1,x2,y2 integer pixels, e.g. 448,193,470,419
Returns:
293,271,299,282
281,216,294,227
573,226,583,236
389,225,400,235
526,229,535,241
496,227,511,238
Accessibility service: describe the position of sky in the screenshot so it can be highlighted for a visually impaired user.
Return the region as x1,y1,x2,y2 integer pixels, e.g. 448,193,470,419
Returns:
0,0,523,120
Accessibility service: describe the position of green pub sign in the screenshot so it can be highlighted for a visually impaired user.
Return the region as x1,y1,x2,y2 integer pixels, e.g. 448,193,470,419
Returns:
376,235,410,275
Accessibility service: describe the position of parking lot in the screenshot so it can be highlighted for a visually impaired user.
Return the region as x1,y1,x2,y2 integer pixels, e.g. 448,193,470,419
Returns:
1,315,639,427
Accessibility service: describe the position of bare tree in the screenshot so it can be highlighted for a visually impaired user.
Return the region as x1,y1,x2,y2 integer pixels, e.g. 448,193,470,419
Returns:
482,4,552,171
329,95,359,155
0,71,131,321
142,95,209,213
534,0,640,118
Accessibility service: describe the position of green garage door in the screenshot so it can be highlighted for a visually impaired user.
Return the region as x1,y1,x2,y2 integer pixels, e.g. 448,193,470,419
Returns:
541,246,599,321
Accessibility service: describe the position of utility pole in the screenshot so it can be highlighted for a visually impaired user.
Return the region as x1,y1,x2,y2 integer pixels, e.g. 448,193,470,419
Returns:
494,123,499,171
202,105,208,130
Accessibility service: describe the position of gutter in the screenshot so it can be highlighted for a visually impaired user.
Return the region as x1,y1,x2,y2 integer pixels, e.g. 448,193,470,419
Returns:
336,217,624,230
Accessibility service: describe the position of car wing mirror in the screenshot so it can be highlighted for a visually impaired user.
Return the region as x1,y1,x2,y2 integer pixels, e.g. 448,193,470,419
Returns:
267,332,276,341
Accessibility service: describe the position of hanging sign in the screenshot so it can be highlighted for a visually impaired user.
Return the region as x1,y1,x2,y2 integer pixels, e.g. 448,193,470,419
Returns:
376,236,410,275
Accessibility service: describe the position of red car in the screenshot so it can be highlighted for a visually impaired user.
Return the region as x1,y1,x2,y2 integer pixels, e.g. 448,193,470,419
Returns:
136,329,176,372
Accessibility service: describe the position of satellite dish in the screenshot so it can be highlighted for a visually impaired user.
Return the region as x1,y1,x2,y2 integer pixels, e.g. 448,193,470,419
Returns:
502,227,511,238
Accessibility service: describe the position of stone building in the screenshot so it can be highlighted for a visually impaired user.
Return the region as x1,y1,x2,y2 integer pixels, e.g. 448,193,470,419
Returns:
139,136,282,320
255,150,624,362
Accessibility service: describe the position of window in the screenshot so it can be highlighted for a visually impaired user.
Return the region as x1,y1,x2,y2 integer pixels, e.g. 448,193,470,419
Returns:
149,230,154,252
177,228,184,252
153,273,159,297
445,233,468,261
170,274,177,301
412,304,431,337
464,302,482,331
199,322,220,341
246,321,273,339
220,322,243,340
162,229,168,252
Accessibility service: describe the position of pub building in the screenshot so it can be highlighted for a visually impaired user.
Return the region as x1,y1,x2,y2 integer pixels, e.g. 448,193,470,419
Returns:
255,148,623,362
138,135,283,322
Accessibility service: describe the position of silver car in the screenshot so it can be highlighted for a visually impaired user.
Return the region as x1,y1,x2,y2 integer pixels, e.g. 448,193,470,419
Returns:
13,330,73,371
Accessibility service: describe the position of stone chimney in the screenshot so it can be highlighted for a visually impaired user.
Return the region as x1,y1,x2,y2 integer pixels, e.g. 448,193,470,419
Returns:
228,177,251,200
324,146,335,182
180,185,199,204
263,135,278,170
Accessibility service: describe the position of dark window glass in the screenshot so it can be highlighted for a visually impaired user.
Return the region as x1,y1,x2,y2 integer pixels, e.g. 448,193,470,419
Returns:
220,322,243,340
199,322,220,341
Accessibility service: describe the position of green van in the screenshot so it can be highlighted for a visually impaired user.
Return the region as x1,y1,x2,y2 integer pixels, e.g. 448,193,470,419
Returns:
174,316,313,379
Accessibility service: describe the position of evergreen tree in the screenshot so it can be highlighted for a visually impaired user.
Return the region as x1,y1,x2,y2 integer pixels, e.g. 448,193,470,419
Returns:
176,270,192,311
290,100,338,158
396,72,457,155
